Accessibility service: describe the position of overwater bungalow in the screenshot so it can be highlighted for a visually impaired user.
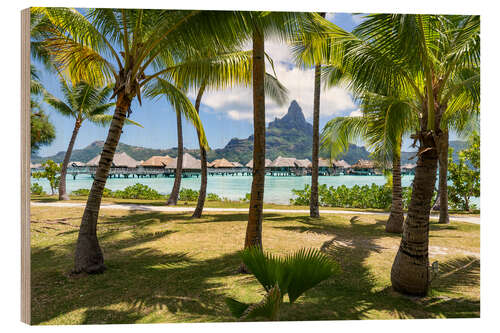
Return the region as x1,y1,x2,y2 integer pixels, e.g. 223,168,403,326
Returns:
401,163,417,175
268,156,307,176
332,159,351,174
231,161,244,168
164,153,201,178
86,152,139,169
141,155,173,169
30,162,42,169
209,158,235,168
350,159,376,175
245,159,272,169
317,158,337,176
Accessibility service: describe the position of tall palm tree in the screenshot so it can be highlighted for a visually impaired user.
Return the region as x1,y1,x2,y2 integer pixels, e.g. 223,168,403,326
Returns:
168,49,288,217
321,93,416,233
44,79,141,200
314,14,479,295
309,12,326,218
35,7,251,274
236,12,329,261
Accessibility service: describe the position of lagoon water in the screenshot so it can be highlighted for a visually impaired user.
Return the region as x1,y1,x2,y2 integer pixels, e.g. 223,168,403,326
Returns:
33,174,418,204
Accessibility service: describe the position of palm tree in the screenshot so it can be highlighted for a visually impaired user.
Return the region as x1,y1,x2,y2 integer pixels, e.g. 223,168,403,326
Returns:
315,14,479,295
167,110,184,205
236,12,329,260
321,93,416,233
36,7,251,274
167,49,288,217
309,12,326,218
44,79,140,200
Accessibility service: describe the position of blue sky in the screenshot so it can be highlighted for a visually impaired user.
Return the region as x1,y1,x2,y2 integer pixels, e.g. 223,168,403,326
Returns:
34,12,441,157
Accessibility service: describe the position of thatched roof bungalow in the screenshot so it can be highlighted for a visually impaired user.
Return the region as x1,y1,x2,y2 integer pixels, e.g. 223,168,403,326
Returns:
141,155,173,168
334,160,351,169
209,158,235,168
246,159,272,168
269,156,297,168
30,162,42,169
231,161,244,167
351,159,376,175
295,159,312,168
401,163,417,174
165,153,201,170
86,152,139,168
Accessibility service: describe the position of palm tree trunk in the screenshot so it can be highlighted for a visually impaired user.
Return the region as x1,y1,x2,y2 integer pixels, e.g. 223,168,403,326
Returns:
58,118,81,200
309,63,321,218
167,111,184,206
73,93,131,274
390,130,439,296
243,29,266,256
193,82,207,218
386,152,404,233
309,12,325,218
438,131,449,224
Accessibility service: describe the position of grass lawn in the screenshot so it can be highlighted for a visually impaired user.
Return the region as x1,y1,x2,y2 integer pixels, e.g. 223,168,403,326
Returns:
30,205,480,324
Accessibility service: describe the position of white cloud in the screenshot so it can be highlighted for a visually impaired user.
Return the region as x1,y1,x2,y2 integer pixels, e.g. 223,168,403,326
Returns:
349,109,362,117
325,13,336,22
199,39,357,124
351,14,366,25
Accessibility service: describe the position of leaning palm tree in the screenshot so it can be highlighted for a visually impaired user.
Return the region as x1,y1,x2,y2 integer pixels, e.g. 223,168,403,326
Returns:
44,79,141,200
321,93,416,233
35,7,252,274
168,49,288,217
312,14,479,295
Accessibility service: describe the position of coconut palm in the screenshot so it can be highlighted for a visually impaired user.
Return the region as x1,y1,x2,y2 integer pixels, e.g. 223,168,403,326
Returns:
167,49,288,216
44,79,141,200
321,93,417,233
35,7,253,274
233,12,329,260
312,14,480,295
309,12,326,218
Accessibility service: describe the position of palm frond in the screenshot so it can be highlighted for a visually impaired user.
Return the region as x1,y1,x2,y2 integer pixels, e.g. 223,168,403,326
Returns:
144,78,208,149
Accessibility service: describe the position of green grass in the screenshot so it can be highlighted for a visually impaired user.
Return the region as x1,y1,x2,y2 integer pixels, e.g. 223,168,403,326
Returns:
30,205,480,324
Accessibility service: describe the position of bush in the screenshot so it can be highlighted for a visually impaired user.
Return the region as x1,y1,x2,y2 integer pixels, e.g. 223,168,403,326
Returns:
31,182,45,195
72,188,112,197
291,183,392,209
240,192,252,202
112,183,164,200
178,188,199,201
206,193,222,201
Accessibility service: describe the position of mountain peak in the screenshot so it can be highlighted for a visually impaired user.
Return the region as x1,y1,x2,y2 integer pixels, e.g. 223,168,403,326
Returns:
268,100,312,134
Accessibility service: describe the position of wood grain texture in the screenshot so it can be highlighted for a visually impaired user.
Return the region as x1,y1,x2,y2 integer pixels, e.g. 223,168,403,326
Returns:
21,7,31,325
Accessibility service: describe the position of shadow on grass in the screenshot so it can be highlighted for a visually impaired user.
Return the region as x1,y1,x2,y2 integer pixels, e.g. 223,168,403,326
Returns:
30,209,480,324
270,216,480,320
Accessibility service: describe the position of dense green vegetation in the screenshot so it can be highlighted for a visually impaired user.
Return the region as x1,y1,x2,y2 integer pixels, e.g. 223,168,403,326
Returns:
32,160,61,195
448,134,480,211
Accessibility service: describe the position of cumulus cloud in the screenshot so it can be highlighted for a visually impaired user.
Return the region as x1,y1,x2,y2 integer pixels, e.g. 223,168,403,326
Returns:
199,38,357,123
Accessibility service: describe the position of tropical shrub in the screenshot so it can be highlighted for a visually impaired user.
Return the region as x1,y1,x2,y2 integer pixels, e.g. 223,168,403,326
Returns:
112,184,164,200
448,134,480,211
291,183,392,209
72,188,112,198
178,188,199,201
225,247,339,321
32,160,61,195
30,182,45,195
206,193,222,201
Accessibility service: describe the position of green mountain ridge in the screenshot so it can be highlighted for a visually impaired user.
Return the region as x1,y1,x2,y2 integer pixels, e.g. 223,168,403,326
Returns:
32,100,468,166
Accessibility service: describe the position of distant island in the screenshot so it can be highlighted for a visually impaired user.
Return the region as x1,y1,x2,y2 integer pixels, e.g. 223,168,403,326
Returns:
32,100,467,165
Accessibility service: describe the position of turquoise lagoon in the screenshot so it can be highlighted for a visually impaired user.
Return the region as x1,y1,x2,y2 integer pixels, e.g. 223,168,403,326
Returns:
32,174,417,204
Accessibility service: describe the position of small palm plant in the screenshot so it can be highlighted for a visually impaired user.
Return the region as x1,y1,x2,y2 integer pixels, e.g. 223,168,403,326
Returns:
225,247,339,321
